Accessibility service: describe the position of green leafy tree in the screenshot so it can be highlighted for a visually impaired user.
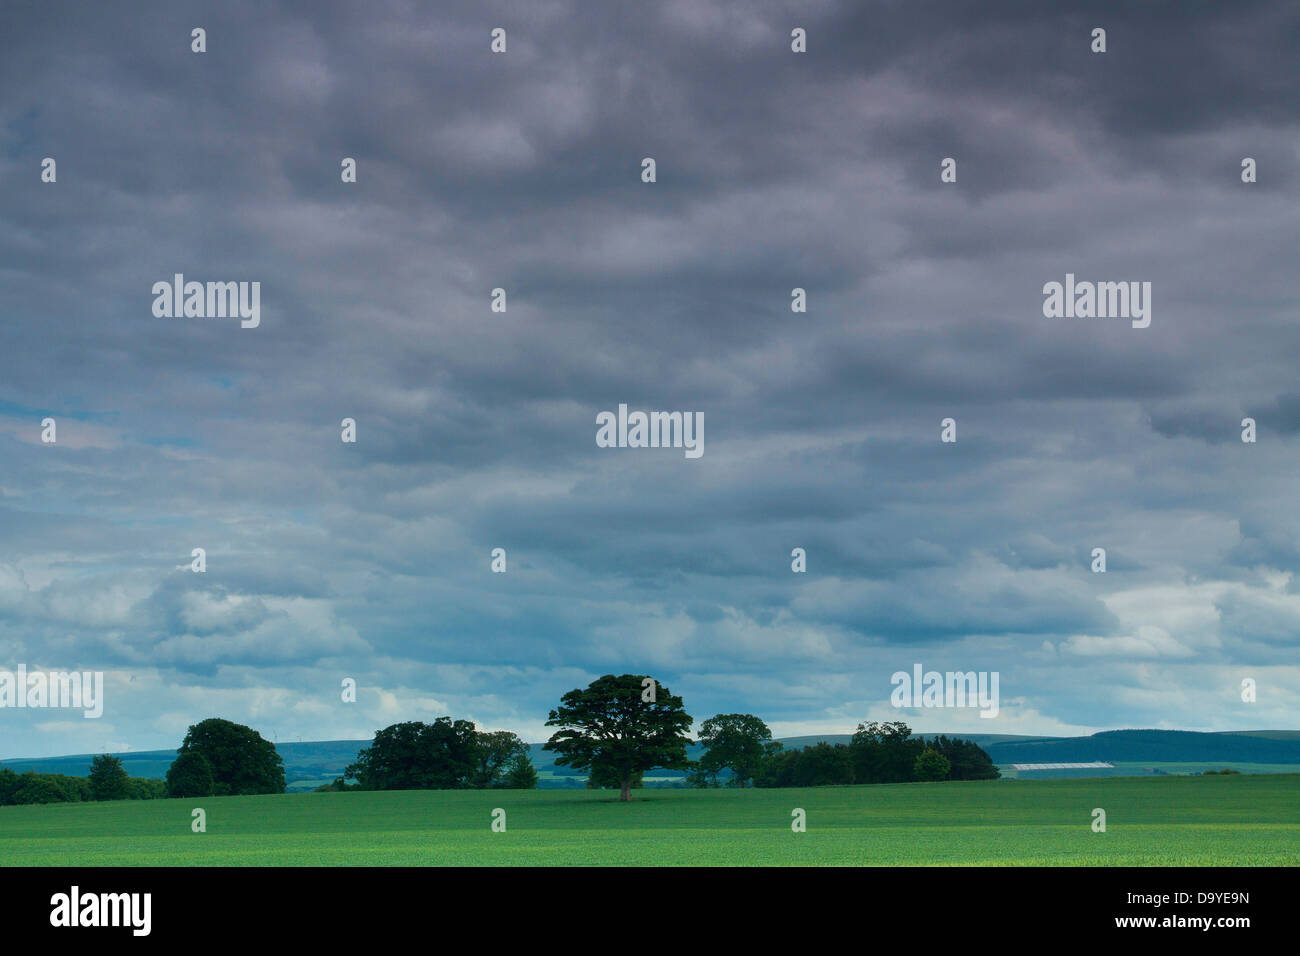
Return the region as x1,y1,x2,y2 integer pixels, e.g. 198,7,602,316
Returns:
850,721,923,783
586,765,643,790
345,718,480,790
545,674,693,802
696,713,773,787
921,735,1000,780
127,778,168,800
914,749,951,782
686,761,721,788
752,743,794,788
89,754,130,801
165,750,215,797
15,772,91,802
502,752,539,789
472,730,530,788
13,775,72,804
0,767,20,805
793,742,855,786
176,718,284,795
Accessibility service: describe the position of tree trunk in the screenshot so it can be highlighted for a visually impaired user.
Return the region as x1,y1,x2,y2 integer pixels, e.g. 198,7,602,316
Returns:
619,775,631,802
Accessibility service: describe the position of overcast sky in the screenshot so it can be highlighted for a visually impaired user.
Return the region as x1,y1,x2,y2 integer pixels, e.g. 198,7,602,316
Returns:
1,0,1298,758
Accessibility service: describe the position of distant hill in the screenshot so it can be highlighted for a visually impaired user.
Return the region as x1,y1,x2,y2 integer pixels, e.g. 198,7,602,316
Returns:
1216,730,1300,741
775,733,1060,751
4,729,1298,790
983,730,1300,765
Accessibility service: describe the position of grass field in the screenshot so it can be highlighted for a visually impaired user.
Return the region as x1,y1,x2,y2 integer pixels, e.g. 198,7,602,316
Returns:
1,774,1296,866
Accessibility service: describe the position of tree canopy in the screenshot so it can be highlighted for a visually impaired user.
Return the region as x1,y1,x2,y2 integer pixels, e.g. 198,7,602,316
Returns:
345,718,479,790
746,723,1000,788
545,674,692,801
502,751,539,789
472,730,532,788
694,713,775,787
165,750,216,797
174,717,284,795
88,754,130,801
914,749,952,782
849,720,924,783
345,720,538,790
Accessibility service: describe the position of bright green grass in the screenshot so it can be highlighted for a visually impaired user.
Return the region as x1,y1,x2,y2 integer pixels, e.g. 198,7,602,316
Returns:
1,775,1296,866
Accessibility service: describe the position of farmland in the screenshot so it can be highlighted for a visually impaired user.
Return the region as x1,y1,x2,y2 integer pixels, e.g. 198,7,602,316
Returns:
1,773,1295,866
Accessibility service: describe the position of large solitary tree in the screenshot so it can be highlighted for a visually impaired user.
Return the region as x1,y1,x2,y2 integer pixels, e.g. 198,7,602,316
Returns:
544,674,692,801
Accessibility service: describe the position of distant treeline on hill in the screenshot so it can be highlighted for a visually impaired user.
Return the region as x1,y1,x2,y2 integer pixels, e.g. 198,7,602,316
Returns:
6,727,1298,796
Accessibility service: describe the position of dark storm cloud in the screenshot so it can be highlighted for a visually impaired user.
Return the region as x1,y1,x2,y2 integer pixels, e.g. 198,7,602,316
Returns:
0,0,1297,755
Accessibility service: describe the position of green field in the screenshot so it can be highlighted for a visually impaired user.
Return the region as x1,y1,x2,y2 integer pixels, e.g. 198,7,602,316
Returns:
1,775,1296,866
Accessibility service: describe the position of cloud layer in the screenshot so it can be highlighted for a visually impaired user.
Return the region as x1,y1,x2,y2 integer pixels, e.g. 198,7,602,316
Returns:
1,0,1297,756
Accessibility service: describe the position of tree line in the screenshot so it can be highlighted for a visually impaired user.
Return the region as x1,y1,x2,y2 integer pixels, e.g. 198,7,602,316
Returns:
541,675,999,799
0,759,167,805
694,719,1000,788
1,675,1001,806
0,717,290,805
328,718,538,791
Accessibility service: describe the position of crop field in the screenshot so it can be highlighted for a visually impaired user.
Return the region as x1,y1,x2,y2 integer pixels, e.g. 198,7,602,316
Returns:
1,774,1295,866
